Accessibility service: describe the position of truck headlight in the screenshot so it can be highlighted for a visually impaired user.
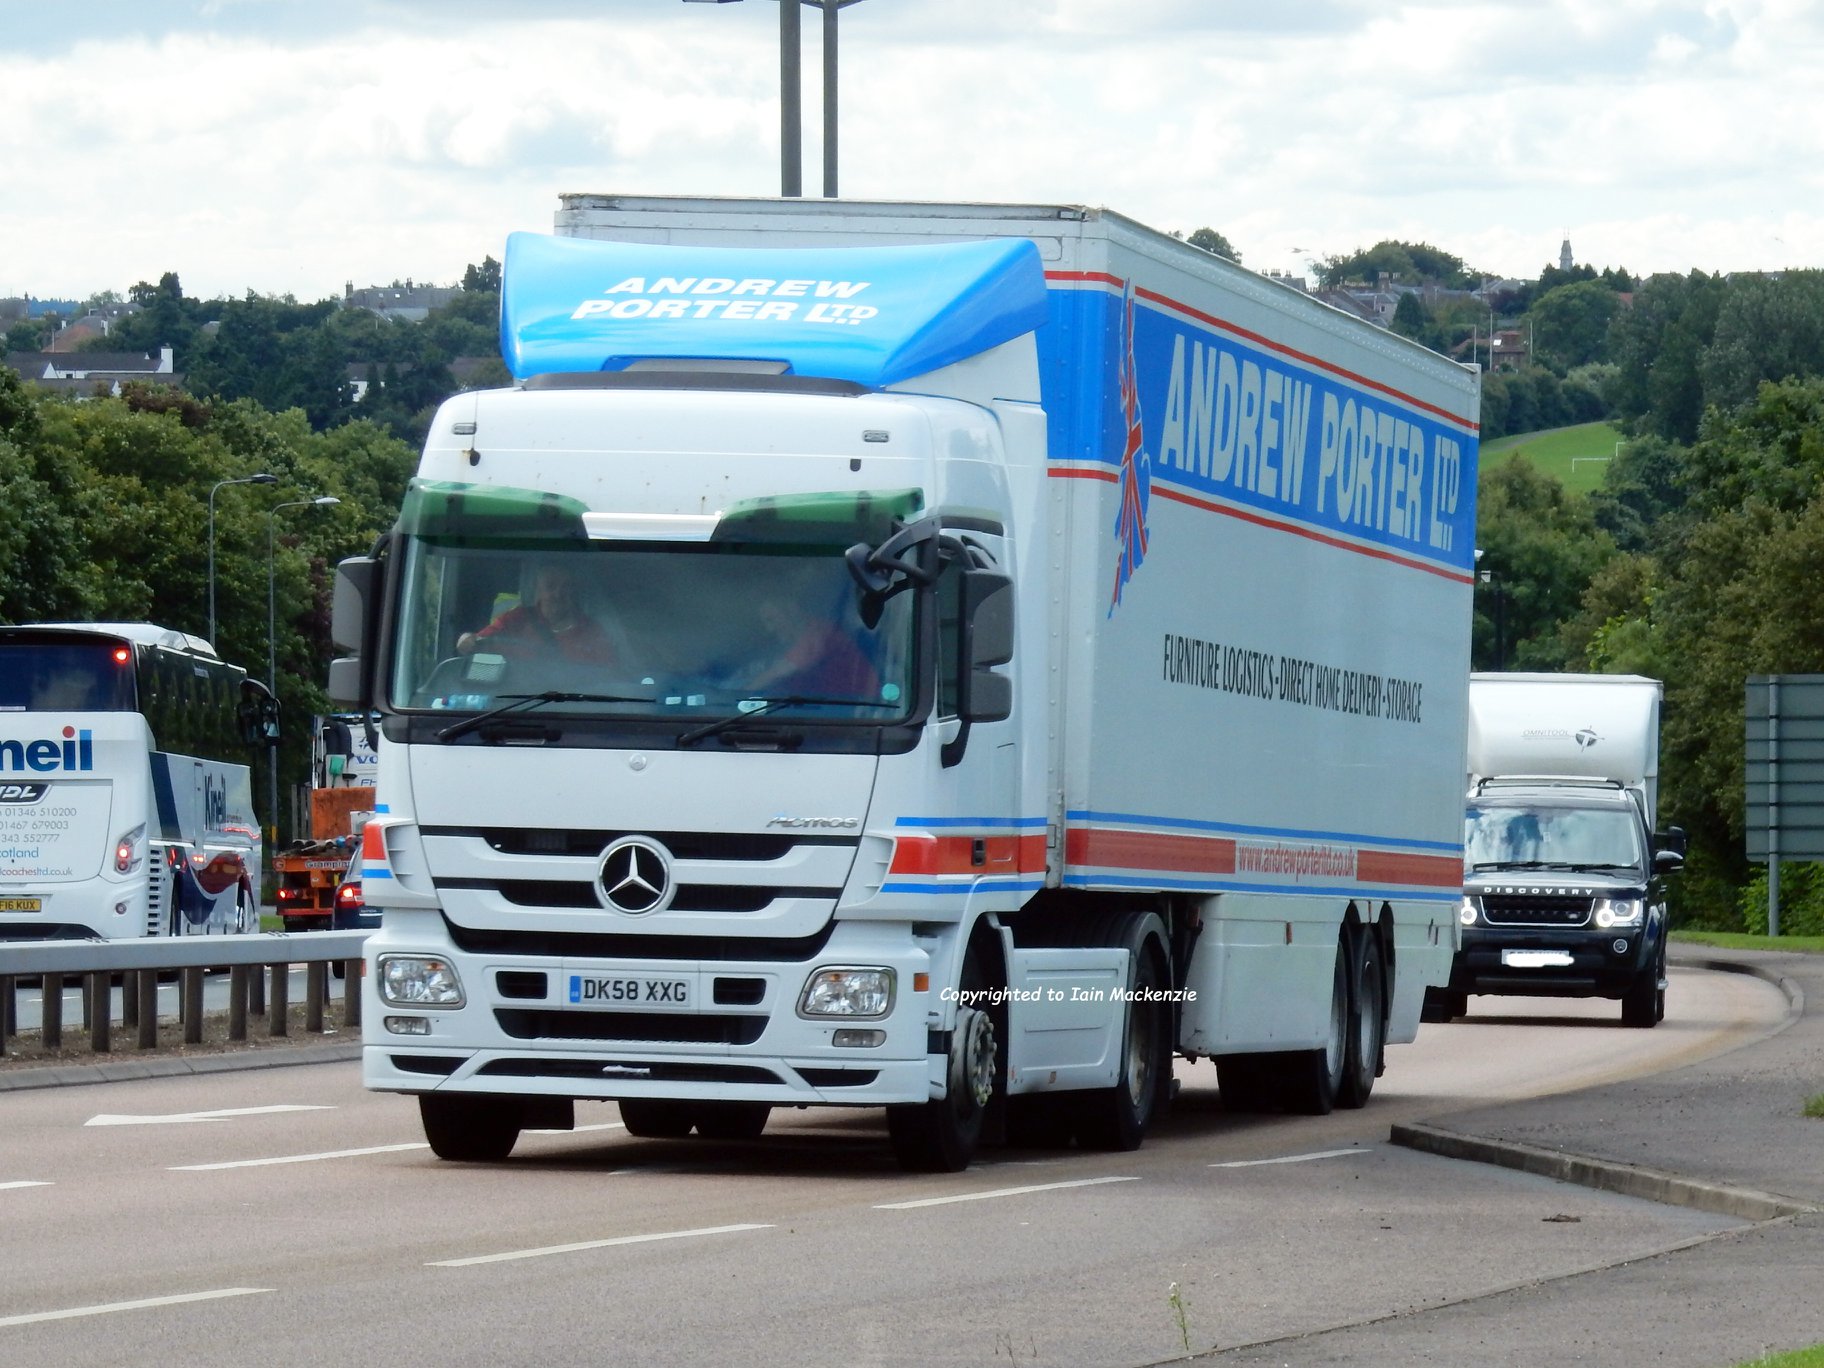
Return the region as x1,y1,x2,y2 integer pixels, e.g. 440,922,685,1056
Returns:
798,967,895,1019
1458,895,1479,926
1594,898,1644,929
378,955,465,1007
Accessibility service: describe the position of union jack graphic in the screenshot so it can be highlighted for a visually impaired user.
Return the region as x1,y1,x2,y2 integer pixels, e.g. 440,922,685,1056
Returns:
1109,282,1152,613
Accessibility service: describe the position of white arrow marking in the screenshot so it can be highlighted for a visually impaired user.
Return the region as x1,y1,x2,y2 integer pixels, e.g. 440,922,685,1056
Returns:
85,1104,333,1127
0,1181,52,1191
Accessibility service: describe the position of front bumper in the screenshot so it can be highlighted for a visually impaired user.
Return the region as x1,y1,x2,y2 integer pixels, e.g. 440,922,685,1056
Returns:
1449,923,1661,1000
360,920,937,1107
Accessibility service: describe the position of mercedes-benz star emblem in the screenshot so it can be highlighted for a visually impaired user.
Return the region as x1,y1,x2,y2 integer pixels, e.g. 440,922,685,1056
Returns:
596,836,674,915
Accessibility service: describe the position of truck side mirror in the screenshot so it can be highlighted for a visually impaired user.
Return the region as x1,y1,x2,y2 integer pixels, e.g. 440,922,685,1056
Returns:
1653,848,1685,875
1655,825,1688,858
326,656,363,704
959,570,1013,724
331,557,374,653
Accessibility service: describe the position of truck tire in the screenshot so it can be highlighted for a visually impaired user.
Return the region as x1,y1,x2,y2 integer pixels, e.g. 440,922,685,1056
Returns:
1276,937,1349,1116
1072,913,1171,1151
693,1102,772,1140
1338,922,1385,1109
888,1002,995,1171
1421,988,1467,1023
1621,944,1665,1028
887,938,1001,1172
419,1094,523,1162
1215,1055,1277,1113
618,1099,697,1138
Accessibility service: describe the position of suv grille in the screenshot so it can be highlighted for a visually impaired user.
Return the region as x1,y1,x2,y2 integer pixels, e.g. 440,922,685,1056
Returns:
1481,893,1592,927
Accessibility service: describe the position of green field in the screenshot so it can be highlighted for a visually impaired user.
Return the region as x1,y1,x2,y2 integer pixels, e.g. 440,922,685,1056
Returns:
1480,420,1626,495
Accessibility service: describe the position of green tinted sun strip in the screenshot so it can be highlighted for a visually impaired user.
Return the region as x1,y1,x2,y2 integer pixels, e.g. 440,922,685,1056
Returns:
399,479,591,544
711,488,924,545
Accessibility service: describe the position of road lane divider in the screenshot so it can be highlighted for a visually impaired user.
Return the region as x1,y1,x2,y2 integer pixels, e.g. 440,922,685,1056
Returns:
875,1176,1139,1210
0,1287,270,1328
429,1223,773,1267
1210,1147,1369,1168
171,1142,429,1170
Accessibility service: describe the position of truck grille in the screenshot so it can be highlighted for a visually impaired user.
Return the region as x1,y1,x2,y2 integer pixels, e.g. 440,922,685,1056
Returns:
1480,893,1592,927
495,1008,766,1046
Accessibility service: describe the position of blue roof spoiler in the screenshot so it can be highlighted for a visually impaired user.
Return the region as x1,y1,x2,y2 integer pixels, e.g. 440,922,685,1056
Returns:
500,231,1048,388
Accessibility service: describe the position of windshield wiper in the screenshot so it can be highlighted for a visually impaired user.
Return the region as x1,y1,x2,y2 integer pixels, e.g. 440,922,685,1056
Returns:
676,695,897,748
437,691,652,743
1469,860,1582,871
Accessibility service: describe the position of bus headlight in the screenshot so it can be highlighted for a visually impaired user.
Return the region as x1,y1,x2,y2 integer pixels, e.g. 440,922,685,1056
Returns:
114,823,146,875
378,955,465,1007
1458,895,1479,926
799,967,895,1019
1594,898,1644,929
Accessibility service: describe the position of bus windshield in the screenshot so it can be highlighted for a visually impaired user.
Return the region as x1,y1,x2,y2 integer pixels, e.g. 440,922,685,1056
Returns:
0,641,136,713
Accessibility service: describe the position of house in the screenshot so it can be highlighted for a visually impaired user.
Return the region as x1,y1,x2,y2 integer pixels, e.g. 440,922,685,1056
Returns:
4,345,179,397
341,279,460,322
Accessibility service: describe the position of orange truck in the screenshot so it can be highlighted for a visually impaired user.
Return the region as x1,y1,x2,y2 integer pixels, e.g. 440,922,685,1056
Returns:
272,715,375,930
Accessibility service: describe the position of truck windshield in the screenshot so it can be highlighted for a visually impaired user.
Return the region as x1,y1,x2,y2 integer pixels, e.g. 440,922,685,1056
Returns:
389,538,913,726
1464,804,1644,872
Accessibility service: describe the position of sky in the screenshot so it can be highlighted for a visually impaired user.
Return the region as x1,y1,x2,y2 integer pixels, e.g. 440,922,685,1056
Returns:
5,0,1821,305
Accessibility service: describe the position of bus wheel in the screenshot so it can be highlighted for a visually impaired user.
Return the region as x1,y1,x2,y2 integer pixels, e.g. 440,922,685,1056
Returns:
1277,937,1349,1116
1073,914,1171,1151
418,1094,522,1162
1338,924,1385,1109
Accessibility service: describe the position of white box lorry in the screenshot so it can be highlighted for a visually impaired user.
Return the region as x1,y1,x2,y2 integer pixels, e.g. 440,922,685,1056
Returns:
329,196,1481,1170
1437,672,1684,1028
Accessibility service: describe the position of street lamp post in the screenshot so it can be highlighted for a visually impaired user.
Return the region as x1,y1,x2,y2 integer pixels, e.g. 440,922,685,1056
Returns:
207,473,278,644
266,496,340,845
683,0,868,197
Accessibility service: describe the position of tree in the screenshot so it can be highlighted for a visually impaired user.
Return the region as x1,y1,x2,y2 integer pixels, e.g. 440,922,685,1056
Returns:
1698,270,1824,415
462,256,502,293
1471,458,1615,670
1317,241,1478,289
1527,279,1621,370
1182,227,1239,264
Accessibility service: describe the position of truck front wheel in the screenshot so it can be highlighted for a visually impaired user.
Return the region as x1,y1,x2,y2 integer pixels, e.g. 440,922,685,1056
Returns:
419,1094,523,1162
888,1002,995,1172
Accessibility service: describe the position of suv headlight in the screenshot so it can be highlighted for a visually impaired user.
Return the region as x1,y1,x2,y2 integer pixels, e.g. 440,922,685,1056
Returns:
378,955,465,1007
1594,898,1644,929
1458,894,1479,926
799,967,895,1019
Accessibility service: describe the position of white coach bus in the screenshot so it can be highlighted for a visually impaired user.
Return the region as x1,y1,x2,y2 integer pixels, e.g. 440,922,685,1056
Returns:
0,622,272,940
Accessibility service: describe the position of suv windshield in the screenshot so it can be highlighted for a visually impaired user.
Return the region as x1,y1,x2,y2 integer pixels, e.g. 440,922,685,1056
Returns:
390,535,913,727
1464,803,1644,872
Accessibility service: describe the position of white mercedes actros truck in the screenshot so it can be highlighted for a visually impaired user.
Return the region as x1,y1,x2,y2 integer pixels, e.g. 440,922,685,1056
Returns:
329,197,1480,1171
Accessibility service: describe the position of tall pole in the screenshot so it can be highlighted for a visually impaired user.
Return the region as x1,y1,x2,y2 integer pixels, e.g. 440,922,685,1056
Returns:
266,497,339,847
207,473,276,645
822,0,839,196
780,0,802,196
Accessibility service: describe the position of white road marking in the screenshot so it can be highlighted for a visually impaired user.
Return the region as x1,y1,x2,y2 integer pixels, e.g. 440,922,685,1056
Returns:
429,1222,773,1267
875,1175,1139,1210
0,1181,52,1191
1210,1147,1368,1168
85,1104,333,1128
0,1287,270,1328
172,1142,429,1171
526,1122,625,1135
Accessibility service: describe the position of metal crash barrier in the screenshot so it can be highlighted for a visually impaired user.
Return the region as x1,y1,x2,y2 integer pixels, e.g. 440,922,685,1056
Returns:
0,931,370,1057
